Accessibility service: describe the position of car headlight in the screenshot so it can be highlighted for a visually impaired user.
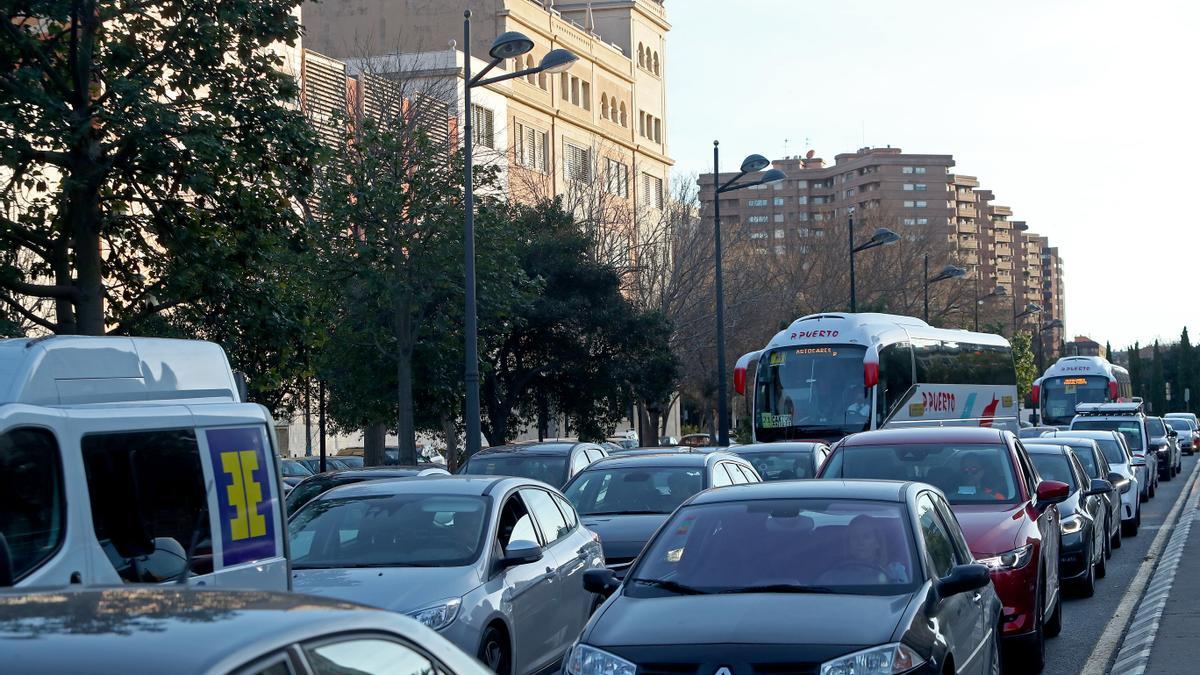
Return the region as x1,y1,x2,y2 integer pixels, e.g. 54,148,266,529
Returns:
407,598,461,631
1060,515,1084,535
564,644,636,675
977,544,1034,571
820,643,924,675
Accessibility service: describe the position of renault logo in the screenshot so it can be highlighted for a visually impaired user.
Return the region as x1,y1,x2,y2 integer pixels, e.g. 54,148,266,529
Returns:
714,668,733,675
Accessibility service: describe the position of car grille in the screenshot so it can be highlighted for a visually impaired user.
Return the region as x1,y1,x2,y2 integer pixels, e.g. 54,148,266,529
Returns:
752,664,820,675
638,664,819,675
640,664,699,675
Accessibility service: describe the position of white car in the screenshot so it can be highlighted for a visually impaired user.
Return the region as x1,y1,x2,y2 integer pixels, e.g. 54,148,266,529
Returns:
1046,430,1143,536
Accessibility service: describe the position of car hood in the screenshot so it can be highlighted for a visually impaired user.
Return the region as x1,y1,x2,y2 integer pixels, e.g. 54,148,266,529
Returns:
589,593,911,647
292,566,480,613
581,514,670,561
952,504,1028,556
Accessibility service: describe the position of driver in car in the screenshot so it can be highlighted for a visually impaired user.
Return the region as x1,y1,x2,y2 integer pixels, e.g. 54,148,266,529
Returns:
956,453,1007,501
819,515,907,585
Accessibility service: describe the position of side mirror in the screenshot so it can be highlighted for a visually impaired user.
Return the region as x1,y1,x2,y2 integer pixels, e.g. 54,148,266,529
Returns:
1086,478,1113,496
1107,472,1131,493
498,540,543,569
1035,480,1070,507
583,568,620,597
937,563,991,598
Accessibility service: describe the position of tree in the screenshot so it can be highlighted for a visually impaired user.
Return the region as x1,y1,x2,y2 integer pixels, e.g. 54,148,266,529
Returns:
0,0,318,335
1128,343,1144,400
1151,341,1166,414
1105,341,1113,361
1178,328,1194,413
1011,330,1037,404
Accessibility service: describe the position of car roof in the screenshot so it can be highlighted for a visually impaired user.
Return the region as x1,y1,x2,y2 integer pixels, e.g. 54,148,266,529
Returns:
689,479,912,505
1047,430,1121,441
321,467,434,479
1028,436,1098,449
584,451,742,470
733,442,826,453
841,427,1008,446
1022,443,1073,456
316,475,519,500
471,442,582,457
0,587,449,674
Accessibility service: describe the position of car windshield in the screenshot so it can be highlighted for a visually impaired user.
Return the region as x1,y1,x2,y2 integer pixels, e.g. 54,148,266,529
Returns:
822,443,1020,504
1041,376,1110,426
281,460,314,477
738,452,816,480
1071,436,1126,465
289,494,489,568
754,345,871,440
630,499,919,596
1167,419,1192,432
461,455,568,486
1073,420,1144,451
1147,418,1167,437
565,466,704,515
1029,453,1076,490
286,475,343,515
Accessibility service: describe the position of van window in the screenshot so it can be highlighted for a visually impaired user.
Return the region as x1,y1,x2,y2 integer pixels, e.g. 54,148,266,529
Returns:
0,428,65,583
82,429,210,582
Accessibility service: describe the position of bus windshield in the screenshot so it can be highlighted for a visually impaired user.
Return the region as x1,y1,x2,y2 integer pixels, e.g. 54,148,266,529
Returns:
1042,376,1110,426
755,345,870,441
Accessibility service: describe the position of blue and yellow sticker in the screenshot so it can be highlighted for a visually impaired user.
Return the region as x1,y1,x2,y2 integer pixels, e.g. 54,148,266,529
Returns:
206,427,278,567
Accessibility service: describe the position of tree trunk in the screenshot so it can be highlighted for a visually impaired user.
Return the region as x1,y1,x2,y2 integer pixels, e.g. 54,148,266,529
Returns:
537,388,548,441
441,414,459,473
638,404,654,446
396,346,418,466
364,422,386,466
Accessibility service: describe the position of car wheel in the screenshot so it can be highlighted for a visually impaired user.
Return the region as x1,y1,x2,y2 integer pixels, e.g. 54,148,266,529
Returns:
1149,480,1156,498
1097,535,1108,578
989,622,1003,675
1112,515,1122,549
478,625,512,675
1045,577,1063,638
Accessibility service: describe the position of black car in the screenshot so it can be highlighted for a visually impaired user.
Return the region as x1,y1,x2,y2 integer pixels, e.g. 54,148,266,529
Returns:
563,452,761,573
285,466,450,515
732,442,831,480
459,441,607,487
1146,416,1182,479
1025,444,1112,597
572,480,1002,675
295,457,353,474
1029,436,1127,553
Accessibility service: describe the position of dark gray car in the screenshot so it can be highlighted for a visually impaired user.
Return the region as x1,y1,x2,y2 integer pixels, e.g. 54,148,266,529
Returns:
460,441,607,487
732,442,831,480
1027,438,1125,555
562,452,761,573
290,476,604,675
0,587,488,675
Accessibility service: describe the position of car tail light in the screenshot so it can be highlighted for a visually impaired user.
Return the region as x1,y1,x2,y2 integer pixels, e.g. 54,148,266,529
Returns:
1109,379,1119,400
734,364,747,395
864,358,879,388
1031,383,1040,405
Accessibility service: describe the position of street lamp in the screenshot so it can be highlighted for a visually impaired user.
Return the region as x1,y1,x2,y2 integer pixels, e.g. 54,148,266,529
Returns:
462,12,578,458
1014,302,1042,336
975,283,1007,332
923,255,966,322
849,211,900,312
711,142,786,447
1035,318,1064,375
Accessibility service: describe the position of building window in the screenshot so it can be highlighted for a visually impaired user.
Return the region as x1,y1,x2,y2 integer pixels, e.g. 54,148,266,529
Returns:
639,112,646,137
797,212,809,221
638,43,645,68
795,180,807,188
813,213,825,222
750,231,768,240
618,102,628,127
844,188,856,197
917,217,929,225
565,142,591,182
797,196,808,205
525,55,535,84
560,72,569,100
605,158,629,197
581,81,591,111
916,167,927,174
915,183,927,191
774,213,784,223
904,200,915,208
903,218,917,225
798,228,811,236
902,167,914,174
773,197,785,206
515,121,547,173
903,183,915,191
652,52,660,76
470,105,494,149
747,199,769,207
748,215,769,224
814,229,826,237
570,77,580,106
774,229,785,239
600,94,609,120
642,173,664,209
653,117,661,143
774,245,786,255
916,200,927,207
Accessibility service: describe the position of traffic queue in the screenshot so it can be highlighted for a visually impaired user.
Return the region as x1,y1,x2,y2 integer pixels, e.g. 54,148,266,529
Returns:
0,316,1194,675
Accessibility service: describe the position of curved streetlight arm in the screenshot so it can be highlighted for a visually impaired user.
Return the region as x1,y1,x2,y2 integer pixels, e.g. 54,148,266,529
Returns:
716,171,752,193
472,64,542,87
852,239,884,254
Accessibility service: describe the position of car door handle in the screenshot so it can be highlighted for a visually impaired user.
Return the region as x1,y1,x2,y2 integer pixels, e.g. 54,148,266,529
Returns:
972,592,982,603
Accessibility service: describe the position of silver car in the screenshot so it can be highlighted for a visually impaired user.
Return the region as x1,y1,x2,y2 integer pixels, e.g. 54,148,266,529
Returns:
1165,417,1197,455
1044,429,1142,536
290,475,605,675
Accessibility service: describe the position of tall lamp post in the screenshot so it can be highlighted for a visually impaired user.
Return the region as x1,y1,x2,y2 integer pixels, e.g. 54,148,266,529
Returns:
462,12,577,458
711,142,786,447
849,211,900,312
1035,319,1063,375
975,282,1007,332
923,256,966,322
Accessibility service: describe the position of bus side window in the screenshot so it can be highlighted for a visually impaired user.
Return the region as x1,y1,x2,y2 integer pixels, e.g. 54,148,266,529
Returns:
878,342,914,420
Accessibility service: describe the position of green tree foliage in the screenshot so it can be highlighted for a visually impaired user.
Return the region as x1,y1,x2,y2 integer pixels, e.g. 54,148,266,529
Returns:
0,0,317,335
479,199,678,445
1151,341,1166,414
1011,330,1037,403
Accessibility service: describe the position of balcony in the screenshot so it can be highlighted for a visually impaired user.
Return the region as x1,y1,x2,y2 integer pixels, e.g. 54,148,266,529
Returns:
958,238,980,250
996,259,1014,271
995,244,1013,257
961,252,980,265
958,222,978,234
995,231,1012,243
997,272,1013,284
958,205,978,218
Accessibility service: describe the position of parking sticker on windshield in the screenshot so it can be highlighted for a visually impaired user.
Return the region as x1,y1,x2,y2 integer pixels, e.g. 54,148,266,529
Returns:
206,427,279,567
957,486,977,496
760,413,792,428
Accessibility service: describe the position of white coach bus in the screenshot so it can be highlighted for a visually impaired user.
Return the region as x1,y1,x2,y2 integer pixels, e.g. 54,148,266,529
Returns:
1033,356,1132,428
734,313,1019,443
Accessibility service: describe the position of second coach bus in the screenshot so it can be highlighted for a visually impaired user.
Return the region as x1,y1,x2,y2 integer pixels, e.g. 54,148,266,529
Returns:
734,312,1019,443
1033,356,1132,428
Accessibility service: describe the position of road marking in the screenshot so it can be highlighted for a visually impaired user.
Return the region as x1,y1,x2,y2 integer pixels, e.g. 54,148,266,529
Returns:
1080,460,1200,675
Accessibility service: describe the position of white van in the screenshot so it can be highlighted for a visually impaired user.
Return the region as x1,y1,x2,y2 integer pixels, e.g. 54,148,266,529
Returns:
0,336,288,590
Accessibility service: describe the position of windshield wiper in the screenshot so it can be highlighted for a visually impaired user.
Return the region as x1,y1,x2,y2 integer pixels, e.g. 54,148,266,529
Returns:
584,510,669,516
628,578,709,595
718,584,838,594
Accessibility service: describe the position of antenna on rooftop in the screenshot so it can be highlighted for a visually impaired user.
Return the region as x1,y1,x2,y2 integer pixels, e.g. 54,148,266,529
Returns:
783,138,789,157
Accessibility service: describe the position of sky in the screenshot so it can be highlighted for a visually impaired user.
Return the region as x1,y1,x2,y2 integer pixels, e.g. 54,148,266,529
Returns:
665,0,1200,349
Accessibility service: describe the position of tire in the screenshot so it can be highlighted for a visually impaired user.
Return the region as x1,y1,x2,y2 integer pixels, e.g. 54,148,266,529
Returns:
1076,545,1096,598
1019,581,1048,673
1045,577,1063,638
1098,533,1108,578
1113,514,1123,549
1149,480,1156,498
990,622,1004,675
478,624,512,675
1123,505,1142,537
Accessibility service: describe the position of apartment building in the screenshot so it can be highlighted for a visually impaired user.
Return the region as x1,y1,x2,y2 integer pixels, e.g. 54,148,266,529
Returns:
302,0,673,226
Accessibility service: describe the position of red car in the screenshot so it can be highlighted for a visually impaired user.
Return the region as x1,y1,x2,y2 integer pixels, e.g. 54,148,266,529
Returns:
818,427,1069,671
